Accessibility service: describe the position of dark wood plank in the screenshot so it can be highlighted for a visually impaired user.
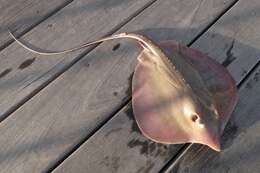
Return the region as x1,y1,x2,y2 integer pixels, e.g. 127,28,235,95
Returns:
168,64,260,173
53,53,257,172
56,102,182,173
0,0,155,120
162,0,260,172
190,0,260,84
0,0,72,50
42,1,250,173
0,0,158,172
0,0,192,172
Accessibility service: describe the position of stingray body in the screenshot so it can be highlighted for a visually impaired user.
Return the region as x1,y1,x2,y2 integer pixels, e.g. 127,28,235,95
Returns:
132,40,237,151
9,31,238,151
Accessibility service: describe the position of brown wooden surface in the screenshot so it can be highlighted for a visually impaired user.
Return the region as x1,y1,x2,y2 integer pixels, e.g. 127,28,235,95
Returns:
49,0,258,172
54,0,260,171
163,0,260,172
52,0,260,170
168,65,260,173
0,0,157,172
0,1,236,172
0,0,156,120
0,0,259,173
0,0,72,50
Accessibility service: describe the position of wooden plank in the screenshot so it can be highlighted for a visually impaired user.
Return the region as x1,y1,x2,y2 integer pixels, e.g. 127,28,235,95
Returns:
0,0,237,173
168,64,260,173
0,0,237,172
53,56,257,171
190,0,260,84
0,0,156,120
56,102,182,173
0,0,176,172
0,0,72,50
51,0,260,172
0,0,159,172
161,0,260,172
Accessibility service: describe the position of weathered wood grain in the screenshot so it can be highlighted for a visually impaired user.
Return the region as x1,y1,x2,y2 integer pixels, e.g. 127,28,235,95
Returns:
52,0,260,172
163,0,260,171
55,102,183,173
0,0,241,173
0,0,237,172
0,0,156,120
190,0,260,84
0,0,159,172
0,0,72,50
168,64,260,173
164,0,260,173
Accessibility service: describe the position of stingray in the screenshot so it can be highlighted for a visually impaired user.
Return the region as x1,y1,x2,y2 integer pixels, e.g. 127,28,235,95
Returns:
9,31,238,151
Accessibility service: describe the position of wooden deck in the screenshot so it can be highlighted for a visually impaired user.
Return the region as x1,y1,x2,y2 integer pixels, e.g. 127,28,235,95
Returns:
0,0,259,172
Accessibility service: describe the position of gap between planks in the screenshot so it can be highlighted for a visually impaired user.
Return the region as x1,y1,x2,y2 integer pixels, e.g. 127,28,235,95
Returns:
159,60,260,173
0,0,74,52
0,0,159,123
45,0,241,172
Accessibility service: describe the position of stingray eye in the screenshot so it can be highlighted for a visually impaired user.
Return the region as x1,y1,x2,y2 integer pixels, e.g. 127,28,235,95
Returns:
191,114,199,122
191,114,205,128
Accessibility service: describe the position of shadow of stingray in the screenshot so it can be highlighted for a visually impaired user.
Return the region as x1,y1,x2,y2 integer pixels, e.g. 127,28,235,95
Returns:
0,25,260,172
170,67,260,173
116,27,260,151
173,111,260,173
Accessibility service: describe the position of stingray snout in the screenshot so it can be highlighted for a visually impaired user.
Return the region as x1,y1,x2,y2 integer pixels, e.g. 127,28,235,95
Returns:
202,129,221,152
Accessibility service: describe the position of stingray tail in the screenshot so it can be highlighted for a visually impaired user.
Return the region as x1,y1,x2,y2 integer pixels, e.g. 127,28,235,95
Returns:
8,30,155,56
